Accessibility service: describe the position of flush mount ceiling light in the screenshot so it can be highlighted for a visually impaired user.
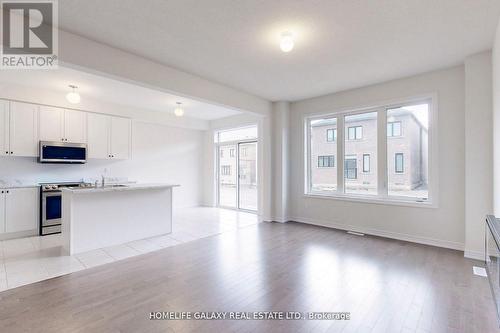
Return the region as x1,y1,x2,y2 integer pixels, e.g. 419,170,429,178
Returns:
174,102,184,117
66,85,81,104
280,31,294,53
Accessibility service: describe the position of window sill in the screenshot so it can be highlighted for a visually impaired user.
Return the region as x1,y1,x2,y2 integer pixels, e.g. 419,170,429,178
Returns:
304,192,437,209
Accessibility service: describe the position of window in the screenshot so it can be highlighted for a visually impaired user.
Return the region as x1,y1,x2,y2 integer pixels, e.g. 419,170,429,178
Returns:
309,117,337,192
306,99,432,204
230,149,235,157
345,112,377,195
387,104,428,199
220,150,224,158
345,157,357,179
221,165,231,176
326,128,337,142
387,121,402,137
395,153,404,173
214,125,258,143
347,126,362,140
363,154,370,172
241,147,247,157
318,155,335,168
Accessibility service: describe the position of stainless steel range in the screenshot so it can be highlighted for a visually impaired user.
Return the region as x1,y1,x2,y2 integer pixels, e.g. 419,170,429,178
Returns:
39,182,93,235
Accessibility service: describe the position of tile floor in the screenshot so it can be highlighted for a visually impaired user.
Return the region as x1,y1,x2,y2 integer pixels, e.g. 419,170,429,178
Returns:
0,207,258,291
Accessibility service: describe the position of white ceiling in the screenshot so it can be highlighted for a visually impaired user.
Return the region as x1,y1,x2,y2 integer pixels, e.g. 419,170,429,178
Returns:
57,0,500,101
0,67,242,120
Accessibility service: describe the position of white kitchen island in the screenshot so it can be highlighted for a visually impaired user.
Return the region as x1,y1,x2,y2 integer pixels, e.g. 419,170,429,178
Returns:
61,184,178,255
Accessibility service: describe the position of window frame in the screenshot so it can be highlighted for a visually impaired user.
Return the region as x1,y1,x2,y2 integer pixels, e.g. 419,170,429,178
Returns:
347,126,363,140
326,128,337,142
304,95,437,208
221,165,231,176
363,154,371,173
387,121,402,137
344,157,357,179
318,155,335,168
395,153,404,173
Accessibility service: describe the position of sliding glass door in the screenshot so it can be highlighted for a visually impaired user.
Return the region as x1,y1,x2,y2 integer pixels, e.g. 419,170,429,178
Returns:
218,144,238,208
238,142,258,211
215,126,258,212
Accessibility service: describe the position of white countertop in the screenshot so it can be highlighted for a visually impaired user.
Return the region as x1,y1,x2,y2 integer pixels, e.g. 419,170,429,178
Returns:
0,180,38,189
61,183,179,194
0,184,39,189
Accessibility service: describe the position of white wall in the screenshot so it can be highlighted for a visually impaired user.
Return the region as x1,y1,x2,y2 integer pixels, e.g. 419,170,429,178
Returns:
289,66,465,250
0,120,204,209
493,19,500,216
271,102,290,222
464,52,493,259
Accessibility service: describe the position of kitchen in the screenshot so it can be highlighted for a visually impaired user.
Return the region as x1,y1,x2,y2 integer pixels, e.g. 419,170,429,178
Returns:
0,67,255,290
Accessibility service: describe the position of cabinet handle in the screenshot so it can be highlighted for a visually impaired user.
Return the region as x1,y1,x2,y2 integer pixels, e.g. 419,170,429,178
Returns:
6,190,9,194
5,151,8,154
1,191,3,194
10,152,13,154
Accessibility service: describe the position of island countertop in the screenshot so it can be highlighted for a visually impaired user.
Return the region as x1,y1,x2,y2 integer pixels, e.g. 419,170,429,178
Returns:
61,183,180,194
62,183,176,254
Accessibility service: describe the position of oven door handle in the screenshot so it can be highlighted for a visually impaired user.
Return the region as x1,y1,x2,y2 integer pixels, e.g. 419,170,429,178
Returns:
43,191,62,197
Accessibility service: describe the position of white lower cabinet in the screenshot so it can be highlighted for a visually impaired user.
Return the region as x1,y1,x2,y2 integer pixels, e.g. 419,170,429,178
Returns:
1,188,38,234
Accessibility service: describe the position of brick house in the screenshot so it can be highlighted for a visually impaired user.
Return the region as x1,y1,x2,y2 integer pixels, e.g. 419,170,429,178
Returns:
310,111,428,194
219,144,257,187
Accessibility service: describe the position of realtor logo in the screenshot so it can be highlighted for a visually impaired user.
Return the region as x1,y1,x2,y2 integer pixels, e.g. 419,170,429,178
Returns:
1,0,58,69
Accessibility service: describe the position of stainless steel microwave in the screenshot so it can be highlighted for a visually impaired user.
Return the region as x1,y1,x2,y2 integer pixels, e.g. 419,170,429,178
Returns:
39,141,87,164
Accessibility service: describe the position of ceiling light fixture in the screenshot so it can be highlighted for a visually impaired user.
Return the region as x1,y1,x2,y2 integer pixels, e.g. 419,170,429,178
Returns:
174,102,184,117
280,31,294,53
66,85,81,104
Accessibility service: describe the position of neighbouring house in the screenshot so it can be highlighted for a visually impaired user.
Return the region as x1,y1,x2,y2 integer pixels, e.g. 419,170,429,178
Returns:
310,109,428,195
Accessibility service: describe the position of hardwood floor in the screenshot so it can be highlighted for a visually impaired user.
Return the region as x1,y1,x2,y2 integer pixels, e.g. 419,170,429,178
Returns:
0,221,498,333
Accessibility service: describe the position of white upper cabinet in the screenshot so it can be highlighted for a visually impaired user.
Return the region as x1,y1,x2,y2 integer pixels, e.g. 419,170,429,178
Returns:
87,113,130,160
9,101,38,156
0,100,9,156
4,187,38,233
1,99,130,160
0,190,5,234
64,109,87,143
39,107,87,143
87,113,110,159
39,106,64,142
110,116,131,160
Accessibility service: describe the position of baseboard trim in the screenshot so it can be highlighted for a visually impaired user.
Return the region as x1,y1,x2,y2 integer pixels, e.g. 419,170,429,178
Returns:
464,250,484,261
270,217,289,223
289,216,464,251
